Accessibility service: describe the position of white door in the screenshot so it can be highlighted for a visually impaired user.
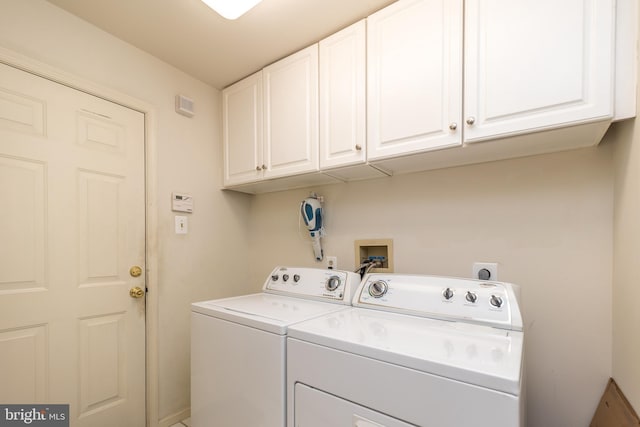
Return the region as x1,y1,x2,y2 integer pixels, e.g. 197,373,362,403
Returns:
263,44,319,179
367,0,463,161
0,63,146,426
223,71,264,186
319,20,366,170
463,0,614,142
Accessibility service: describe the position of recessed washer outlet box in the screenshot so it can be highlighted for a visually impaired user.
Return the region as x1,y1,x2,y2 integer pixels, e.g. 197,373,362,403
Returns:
473,262,498,281
355,239,394,273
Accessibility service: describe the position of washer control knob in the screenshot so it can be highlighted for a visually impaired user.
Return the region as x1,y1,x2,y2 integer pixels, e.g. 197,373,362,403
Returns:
325,276,341,292
442,287,454,300
271,274,279,282
293,274,300,283
490,295,503,308
282,274,289,282
466,291,478,303
368,280,388,298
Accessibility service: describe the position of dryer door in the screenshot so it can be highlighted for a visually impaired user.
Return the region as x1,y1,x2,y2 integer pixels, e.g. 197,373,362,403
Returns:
295,383,416,427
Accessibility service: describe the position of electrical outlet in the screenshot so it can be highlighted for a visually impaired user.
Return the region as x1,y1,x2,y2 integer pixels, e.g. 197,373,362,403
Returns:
326,256,337,270
473,262,498,281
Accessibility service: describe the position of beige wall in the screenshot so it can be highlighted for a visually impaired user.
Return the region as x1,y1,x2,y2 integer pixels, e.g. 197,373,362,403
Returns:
610,1,640,414
612,81,640,409
248,146,614,427
0,0,253,424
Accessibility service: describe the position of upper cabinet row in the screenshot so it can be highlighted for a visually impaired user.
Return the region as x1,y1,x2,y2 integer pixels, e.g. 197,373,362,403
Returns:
223,0,633,193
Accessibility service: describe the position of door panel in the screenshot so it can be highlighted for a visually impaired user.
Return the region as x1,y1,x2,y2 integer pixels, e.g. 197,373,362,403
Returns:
464,0,614,141
263,44,319,178
0,324,48,402
295,383,416,427
223,71,263,186
367,0,463,160
319,20,366,169
0,156,46,291
0,62,146,427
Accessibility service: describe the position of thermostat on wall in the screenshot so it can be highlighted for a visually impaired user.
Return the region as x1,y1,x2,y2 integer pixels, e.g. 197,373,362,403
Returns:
172,193,193,213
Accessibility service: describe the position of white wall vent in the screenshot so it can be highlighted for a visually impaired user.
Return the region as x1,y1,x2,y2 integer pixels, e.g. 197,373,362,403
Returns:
175,95,194,117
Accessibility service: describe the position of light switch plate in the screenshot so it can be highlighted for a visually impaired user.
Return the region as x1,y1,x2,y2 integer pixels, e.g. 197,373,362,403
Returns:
175,216,188,234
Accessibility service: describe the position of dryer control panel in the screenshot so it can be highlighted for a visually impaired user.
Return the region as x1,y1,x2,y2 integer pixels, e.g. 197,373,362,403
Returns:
264,266,360,304
355,274,523,331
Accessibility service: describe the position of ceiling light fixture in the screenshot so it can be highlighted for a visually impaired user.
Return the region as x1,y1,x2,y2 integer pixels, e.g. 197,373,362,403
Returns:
200,0,263,20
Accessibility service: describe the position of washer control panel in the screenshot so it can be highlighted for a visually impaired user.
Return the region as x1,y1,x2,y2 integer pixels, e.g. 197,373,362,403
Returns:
264,266,360,304
356,273,523,331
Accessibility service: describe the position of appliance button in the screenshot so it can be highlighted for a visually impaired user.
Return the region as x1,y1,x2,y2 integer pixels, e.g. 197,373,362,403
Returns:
325,276,341,291
368,280,388,298
490,295,503,308
465,291,478,303
442,287,454,300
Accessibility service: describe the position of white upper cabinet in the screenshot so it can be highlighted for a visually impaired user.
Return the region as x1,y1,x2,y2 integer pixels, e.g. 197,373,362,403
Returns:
223,71,263,187
464,0,614,142
222,0,631,193
367,0,464,161
319,20,367,170
263,44,319,179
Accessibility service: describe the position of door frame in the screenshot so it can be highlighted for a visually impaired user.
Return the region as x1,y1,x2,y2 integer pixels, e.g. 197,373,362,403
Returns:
0,46,160,427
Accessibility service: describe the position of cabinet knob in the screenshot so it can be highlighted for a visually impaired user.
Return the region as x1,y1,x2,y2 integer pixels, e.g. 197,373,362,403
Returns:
449,122,458,131
256,166,262,171
466,117,476,126
262,164,267,170
355,144,362,151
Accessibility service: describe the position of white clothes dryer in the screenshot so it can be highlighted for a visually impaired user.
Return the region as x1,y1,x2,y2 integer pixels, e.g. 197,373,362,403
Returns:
191,266,360,427
287,273,525,427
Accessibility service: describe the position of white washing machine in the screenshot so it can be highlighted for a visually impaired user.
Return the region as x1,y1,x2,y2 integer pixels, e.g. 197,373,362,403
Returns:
191,266,360,427
287,273,525,427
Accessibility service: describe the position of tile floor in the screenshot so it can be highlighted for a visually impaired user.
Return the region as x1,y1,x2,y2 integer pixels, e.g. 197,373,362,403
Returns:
170,417,191,427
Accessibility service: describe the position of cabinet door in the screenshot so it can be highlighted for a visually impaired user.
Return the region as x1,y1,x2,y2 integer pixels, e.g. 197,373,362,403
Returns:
464,0,614,142
263,45,319,179
319,20,366,170
367,0,463,161
223,71,263,186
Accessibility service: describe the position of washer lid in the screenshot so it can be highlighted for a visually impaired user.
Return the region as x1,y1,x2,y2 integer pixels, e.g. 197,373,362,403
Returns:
191,293,350,335
288,308,524,396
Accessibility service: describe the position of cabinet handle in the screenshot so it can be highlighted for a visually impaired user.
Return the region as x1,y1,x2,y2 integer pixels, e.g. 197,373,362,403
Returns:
355,144,362,151
256,166,262,171
449,123,457,131
466,117,476,126
262,164,267,170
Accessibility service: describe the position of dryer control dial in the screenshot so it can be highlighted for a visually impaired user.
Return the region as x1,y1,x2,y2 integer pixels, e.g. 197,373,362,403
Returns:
368,280,388,298
442,287,454,300
465,291,478,303
325,276,341,292
490,295,503,308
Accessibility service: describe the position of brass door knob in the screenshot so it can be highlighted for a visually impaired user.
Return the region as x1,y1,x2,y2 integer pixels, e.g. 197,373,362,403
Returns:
130,287,145,298
130,266,143,277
